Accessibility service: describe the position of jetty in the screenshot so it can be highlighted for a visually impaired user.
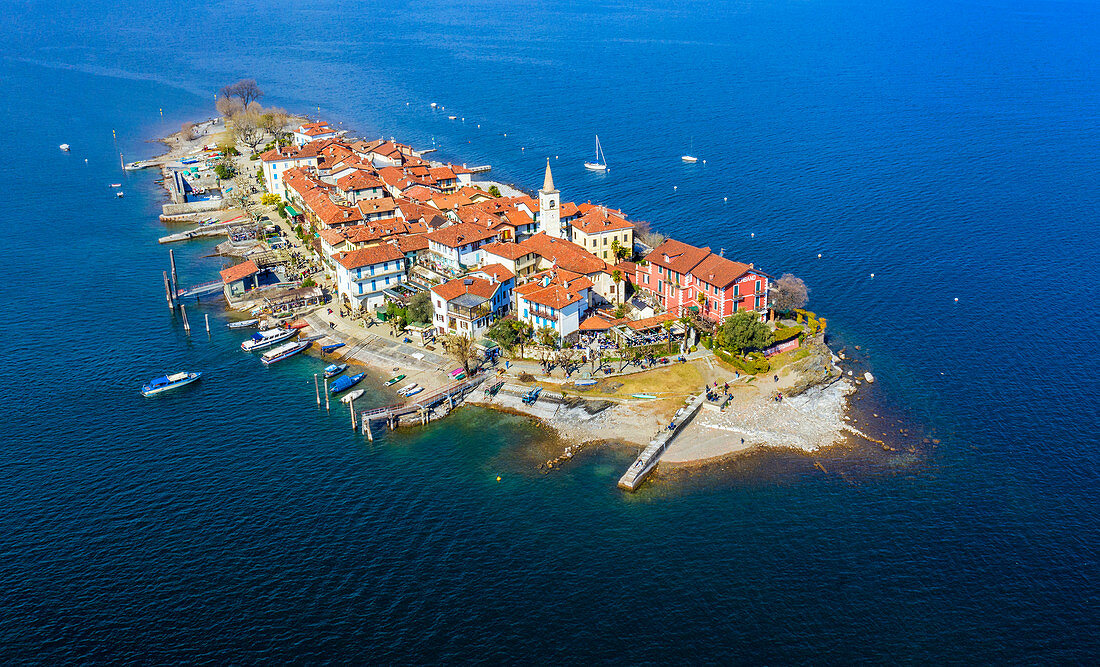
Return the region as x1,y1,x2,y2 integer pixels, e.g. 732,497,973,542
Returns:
158,220,238,244
359,374,486,439
617,391,707,491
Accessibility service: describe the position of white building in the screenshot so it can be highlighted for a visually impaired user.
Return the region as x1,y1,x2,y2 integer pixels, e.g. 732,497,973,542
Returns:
292,122,337,146
430,265,515,338
332,243,406,312
514,268,592,344
259,144,319,194
425,223,500,271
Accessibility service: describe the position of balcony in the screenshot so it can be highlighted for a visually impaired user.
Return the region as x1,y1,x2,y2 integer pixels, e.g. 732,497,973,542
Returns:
450,302,492,320
529,308,559,322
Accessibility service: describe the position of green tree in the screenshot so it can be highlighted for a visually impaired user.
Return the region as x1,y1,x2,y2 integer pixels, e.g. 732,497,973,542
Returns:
716,310,773,355
487,185,502,197
486,318,532,355
613,302,627,319
301,276,316,288
407,290,432,325
214,163,236,180
536,326,559,349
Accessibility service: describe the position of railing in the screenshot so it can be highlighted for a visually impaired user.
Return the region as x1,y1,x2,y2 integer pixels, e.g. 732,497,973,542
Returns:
529,308,558,322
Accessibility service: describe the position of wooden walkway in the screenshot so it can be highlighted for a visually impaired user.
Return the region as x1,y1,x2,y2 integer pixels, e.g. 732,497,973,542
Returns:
359,374,486,434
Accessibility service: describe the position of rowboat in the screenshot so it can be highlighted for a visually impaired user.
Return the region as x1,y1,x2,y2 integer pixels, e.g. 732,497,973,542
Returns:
323,363,347,378
241,328,297,351
320,342,345,353
340,389,365,404
403,386,424,397
261,340,311,365
574,379,598,387
384,374,406,387
287,319,310,330
141,371,201,396
227,318,259,329
397,382,419,396
631,393,656,399
330,373,365,394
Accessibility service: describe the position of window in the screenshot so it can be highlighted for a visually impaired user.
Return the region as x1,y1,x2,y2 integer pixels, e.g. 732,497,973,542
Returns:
733,285,739,297
603,237,608,246
755,280,761,292
371,280,376,291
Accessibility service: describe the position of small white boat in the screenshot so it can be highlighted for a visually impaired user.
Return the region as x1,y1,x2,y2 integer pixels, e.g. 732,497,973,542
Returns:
430,102,437,108
448,115,457,120
109,183,122,188
340,389,365,404
226,318,259,329
59,144,70,151
261,340,311,365
397,382,420,396
681,155,698,163
115,191,124,198
584,134,607,171
574,379,598,387
241,327,297,352
403,386,424,397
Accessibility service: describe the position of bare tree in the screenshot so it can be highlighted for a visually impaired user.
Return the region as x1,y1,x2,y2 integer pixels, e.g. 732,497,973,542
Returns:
770,273,809,313
442,333,479,374
633,219,664,248
180,122,197,141
233,112,266,153
216,96,244,119
259,107,291,144
221,79,264,107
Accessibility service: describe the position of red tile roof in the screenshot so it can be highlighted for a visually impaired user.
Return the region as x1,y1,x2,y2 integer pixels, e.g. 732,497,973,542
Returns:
571,206,633,234
690,253,753,289
481,242,533,261
432,276,500,302
219,260,259,283
425,223,499,248
333,243,405,270
646,239,711,275
474,263,515,282
626,312,678,331
520,233,609,276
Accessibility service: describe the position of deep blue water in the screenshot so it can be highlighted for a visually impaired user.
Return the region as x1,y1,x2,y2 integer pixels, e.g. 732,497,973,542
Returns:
1,0,1098,661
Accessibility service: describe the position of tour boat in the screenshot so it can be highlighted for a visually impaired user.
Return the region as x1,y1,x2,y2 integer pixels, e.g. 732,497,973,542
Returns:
141,371,201,396
227,318,259,329
323,363,347,378
241,327,297,352
261,340,311,365
403,386,424,397
397,382,420,396
330,373,365,394
584,135,607,171
384,374,406,387
574,379,598,387
340,389,365,404
59,144,70,151
287,319,310,330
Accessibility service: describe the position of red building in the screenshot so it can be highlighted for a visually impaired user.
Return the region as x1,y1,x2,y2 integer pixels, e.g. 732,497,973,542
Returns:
634,239,770,322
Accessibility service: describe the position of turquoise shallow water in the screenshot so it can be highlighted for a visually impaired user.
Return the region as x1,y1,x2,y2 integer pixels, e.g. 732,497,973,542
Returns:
1,0,1098,661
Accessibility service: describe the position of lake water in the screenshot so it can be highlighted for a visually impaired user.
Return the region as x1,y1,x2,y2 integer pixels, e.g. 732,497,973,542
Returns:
1,0,1097,661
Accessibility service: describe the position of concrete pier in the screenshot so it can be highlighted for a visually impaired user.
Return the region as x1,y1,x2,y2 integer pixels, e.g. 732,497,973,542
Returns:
617,391,707,492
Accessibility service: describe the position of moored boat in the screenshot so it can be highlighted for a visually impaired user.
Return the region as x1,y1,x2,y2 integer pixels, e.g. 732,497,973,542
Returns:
261,340,311,365
403,386,424,397
330,373,365,394
631,393,656,399
227,318,259,329
339,389,365,404
287,319,310,330
59,144,70,151
521,387,542,405
141,371,201,396
323,363,347,378
574,379,598,387
681,155,698,163
320,342,345,353
384,374,406,387
241,327,297,351
584,134,607,171
397,382,420,396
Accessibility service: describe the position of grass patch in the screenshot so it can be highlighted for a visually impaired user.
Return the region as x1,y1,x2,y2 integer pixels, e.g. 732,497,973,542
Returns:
769,346,811,370
600,363,703,397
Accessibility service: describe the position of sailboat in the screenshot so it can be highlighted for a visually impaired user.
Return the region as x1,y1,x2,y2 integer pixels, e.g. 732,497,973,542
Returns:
584,134,607,171
681,136,698,163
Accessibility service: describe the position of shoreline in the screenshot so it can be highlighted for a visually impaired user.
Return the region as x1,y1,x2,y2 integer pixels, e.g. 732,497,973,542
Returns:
148,111,901,479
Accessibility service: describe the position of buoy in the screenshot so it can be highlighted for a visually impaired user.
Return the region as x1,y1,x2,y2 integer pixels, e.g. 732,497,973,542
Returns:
818,253,822,258
702,160,706,164
723,196,727,201
84,158,88,163
503,133,507,137
954,297,959,303
751,232,755,238
870,273,875,279
673,185,677,190
496,476,501,482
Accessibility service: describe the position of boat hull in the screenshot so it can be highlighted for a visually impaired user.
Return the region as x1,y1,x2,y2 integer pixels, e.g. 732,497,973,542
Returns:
261,341,311,365
330,373,365,394
241,329,297,351
142,372,202,396
584,162,607,171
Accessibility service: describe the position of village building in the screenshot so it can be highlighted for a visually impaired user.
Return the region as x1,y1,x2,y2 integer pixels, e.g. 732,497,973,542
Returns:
514,268,592,344
480,241,540,278
430,265,515,338
332,243,407,312
568,205,634,262
635,239,770,320
220,260,260,298
292,121,337,146
425,223,500,271
260,144,320,193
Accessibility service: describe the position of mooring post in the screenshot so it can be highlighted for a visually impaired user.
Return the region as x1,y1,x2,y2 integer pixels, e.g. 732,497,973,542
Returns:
349,397,356,431
169,249,179,301
324,378,330,410
364,416,373,442
314,374,321,406
180,304,190,333
163,271,174,310
204,313,210,334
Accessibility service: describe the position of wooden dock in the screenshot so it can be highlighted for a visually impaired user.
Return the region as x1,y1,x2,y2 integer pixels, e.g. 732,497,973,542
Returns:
158,220,236,244
617,391,707,492
359,374,486,438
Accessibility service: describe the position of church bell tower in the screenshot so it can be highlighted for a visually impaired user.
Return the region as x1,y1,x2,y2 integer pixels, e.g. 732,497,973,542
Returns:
538,159,562,239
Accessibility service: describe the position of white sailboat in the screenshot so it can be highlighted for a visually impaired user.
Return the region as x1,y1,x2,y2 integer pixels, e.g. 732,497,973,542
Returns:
681,136,698,163
584,134,607,171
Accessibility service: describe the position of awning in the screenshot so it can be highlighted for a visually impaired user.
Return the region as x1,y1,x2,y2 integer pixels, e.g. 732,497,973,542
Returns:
284,204,300,217
688,305,699,313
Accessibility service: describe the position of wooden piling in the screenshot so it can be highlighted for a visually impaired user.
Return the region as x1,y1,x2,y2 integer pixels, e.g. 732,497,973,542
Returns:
169,249,179,301
314,374,321,406
204,313,210,333
349,397,356,431
163,271,174,310
323,378,330,410
180,304,190,333
364,416,373,442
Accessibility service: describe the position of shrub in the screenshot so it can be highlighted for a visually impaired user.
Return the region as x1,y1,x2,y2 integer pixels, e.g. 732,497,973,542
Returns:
301,276,316,288
488,185,501,197
772,326,802,343
214,163,236,180
261,193,281,206
519,372,535,382
276,202,287,218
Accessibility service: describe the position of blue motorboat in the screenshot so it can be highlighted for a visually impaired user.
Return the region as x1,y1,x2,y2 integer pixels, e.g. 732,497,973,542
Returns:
521,387,542,405
323,363,347,378
321,342,345,354
142,371,202,396
329,373,365,394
